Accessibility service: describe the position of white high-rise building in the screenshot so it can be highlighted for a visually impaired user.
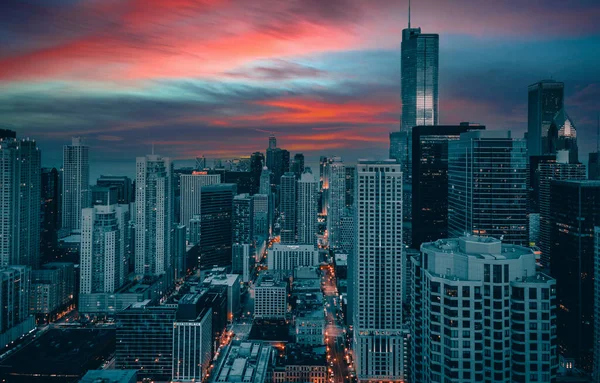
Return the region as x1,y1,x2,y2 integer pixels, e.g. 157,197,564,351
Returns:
135,155,173,277
62,137,90,232
253,194,269,239
0,136,41,267
80,204,129,294
172,308,213,383
410,236,557,383
326,157,345,248
179,173,220,228
280,172,296,244
352,160,404,382
297,168,318,246
267,244,318,272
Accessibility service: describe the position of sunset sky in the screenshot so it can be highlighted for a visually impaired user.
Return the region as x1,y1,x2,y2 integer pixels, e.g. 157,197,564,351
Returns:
2,0,600,174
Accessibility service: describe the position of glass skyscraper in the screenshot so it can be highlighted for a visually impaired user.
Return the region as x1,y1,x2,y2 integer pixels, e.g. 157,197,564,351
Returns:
448,130,528,246
527,80,564,156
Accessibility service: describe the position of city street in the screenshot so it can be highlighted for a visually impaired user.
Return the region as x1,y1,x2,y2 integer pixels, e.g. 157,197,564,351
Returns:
322,264,352,383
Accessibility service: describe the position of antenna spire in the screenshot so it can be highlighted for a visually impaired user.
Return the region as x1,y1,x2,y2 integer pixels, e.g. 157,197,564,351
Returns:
408,0,411,28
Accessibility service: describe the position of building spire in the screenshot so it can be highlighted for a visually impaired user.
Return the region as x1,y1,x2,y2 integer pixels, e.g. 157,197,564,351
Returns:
408,0,411,28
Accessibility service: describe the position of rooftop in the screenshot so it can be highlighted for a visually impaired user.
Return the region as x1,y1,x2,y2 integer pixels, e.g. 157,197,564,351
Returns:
422,236,533,260
79,369,137,383
204,273,240,287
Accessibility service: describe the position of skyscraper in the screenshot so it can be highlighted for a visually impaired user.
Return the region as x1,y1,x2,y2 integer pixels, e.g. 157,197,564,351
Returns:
550,180,600,372
326,157,345,249
292,153,305,179
199,184,236,269
548,108,579,163
345,165,355,208
232,193,254,245
259,166,273,235
594,227,600,381
280,172,297,244
0,265,34,346
179,172,221,229
527,80,564,156
448,130,528,245
411,123,485,249
249,151,265,195
266,135,290,186
80,203,129,295
96,175,133,204
62,137,90,232
252,194,269,240
536,152,586,267
40,167,60,263
0,134,41,267
135,154,173,277
353,160,404,382
410,236,557,383
297,168,319,246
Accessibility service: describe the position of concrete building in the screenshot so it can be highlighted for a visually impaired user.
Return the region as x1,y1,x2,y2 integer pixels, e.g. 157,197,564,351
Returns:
295,309,325,346
252,194,269,240
232,244,253,283
80,204,130,295
272,344,327,383
30,262,75,320
203,273,241,321
255,273,287,320
267,244,319,273
233,193,254,245
135,154,173,278
97,175,133,205
210,341,273,383
353,160,404,382
297,169,319,246
410,236,557,383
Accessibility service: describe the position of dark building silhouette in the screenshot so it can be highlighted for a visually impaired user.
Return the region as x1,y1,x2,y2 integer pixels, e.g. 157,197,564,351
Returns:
96,175,132,204
199,184,236,269
266,135,290,186
549,180,600,372
41,167,60,263
249,151,265,195
411,123,485,249
527,80,564,156
291,153,305,179
345,165,355,208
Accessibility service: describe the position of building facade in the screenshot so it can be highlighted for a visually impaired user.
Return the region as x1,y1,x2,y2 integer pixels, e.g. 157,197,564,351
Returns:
297,169,319,246
326,157,345,249
280,172,297,244
411,236,557,383
448,130,528,245
179,173,221,228
527,80,564,156
135,155,173,277
267,244,319,272
199,184,236,269
255,273,287,320
353,160,405,382
172,308,213,383
62,137,90,232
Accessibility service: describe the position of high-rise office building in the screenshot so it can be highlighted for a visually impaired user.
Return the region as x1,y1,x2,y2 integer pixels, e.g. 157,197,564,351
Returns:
527,80,564,156
547,108,579,164
292,153,305,179
549,180,600,372
91,185,118,206
96,175,133,204
172,307,213,383
173,224,187,279
410,236,557,383
590,152,600,180
259,166,273,234
232,243,252,283
252,194,269,239
249,151,265,195
353,160,404,382
448,130,528,246
0,134,41,268
40,167,60,262
62,137,90,232
266,135,290,186
135,154,173,277
30,262,75,320
297,169,319,246
411,124,485,249
345,165,355,208
280,173,297,244
179,172,220,228
199,184,236,269
116,301,177,382
232,193,254,245
536,152,586,267
0,266,35,347
326,157,345,249
80,203,129,295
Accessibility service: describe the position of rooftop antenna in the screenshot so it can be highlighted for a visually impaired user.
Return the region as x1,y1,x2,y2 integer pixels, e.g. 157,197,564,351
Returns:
408,0,411,28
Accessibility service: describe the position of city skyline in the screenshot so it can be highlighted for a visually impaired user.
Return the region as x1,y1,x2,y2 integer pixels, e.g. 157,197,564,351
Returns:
1,1,599,171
